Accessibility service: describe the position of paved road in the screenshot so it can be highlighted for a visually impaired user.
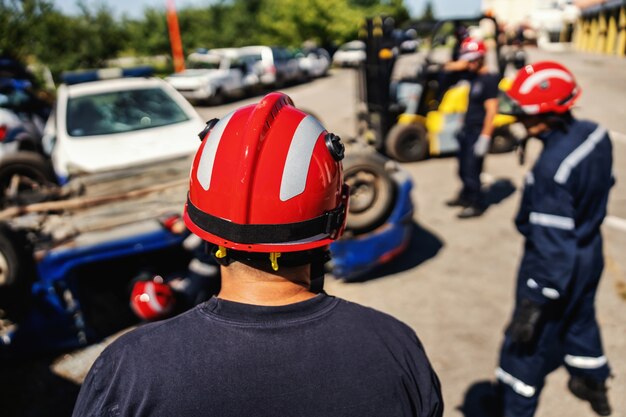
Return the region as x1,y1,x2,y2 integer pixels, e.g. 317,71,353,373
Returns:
46,49,626,417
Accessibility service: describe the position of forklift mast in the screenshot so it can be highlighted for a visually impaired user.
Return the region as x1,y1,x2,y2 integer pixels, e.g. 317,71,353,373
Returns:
358,16,398,150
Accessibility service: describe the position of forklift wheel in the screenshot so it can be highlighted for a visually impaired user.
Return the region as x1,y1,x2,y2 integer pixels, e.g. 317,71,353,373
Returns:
385,123,429,162
343,151,396,235
490,126,517,154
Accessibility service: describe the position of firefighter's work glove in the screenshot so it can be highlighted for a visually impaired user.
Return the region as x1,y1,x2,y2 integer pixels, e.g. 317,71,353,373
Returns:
507,298,543,346
473,134,491,157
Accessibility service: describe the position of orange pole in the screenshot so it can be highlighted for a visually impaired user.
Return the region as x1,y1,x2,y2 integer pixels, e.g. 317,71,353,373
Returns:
166,0,185,73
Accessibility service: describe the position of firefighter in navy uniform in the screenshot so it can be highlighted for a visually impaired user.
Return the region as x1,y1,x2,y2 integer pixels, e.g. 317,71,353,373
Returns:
495,61,614,417
444,37,500,218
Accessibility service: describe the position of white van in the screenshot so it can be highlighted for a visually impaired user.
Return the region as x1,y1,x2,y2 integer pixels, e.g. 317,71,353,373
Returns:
238,45,302,88
165,49,251,104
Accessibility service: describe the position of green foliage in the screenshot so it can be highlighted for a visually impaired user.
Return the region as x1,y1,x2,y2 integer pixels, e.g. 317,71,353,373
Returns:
1,0,409,81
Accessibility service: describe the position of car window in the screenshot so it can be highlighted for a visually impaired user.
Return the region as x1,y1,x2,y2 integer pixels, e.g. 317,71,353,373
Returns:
66,87,190,137
187,59,221,70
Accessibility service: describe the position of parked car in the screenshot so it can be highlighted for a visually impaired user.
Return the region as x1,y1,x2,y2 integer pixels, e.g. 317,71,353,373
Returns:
332,40,366,67
0,69,207,351
296,47,331,78
40,72,204,185
165,49,253,105
238,45,302,88
0,77,50,152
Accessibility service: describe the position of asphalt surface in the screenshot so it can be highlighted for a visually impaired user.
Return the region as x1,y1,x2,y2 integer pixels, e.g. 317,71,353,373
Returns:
8,47,626,417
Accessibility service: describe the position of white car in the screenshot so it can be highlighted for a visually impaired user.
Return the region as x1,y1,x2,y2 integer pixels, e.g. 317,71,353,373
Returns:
165,50,251,104
42,76,204,184
296,48,331,78
332,41,366,67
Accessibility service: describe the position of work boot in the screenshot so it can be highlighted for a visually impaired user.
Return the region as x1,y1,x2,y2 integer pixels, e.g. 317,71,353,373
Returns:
445,196,470,207
568,376,612,416
457,205,485,219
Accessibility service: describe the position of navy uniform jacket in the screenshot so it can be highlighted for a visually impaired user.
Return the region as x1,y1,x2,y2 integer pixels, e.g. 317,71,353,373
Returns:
515,119,614,304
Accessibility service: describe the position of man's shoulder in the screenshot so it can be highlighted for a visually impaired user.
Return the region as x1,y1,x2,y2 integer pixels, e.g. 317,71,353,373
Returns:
535,120,605,178
333,297,418,339
100,306,205,359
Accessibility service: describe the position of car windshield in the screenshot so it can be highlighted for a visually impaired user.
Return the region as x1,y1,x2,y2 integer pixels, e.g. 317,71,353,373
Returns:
187,60,221,70
66,87,190,137
341,43,363,51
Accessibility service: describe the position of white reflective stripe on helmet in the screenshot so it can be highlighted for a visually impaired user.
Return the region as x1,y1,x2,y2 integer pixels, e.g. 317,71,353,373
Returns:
280,115,325,201
554,126,607,184
143,282,165,313
564,354,608,369
521,104,540,114
529,212,575,230
459,51,483,61
495,367,536,398
519,68,574,94
196,111,235,191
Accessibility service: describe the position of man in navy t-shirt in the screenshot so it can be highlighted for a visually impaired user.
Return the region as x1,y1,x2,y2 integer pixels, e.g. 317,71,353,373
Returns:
444,37,499,218
73,93,443,417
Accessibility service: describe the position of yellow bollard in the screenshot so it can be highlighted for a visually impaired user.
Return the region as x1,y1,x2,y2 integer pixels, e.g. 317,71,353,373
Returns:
573,18,584,50
596,12,606,53
589,16,599,53
606,12,617,55
618,6,626,57
581,19,591,52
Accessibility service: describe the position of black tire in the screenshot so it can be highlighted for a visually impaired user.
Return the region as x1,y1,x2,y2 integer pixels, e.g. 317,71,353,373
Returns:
0,224,35,320
385,123,429,162
0,151,57,208
209,89,224,106
343,151,396,235
490,126,517,154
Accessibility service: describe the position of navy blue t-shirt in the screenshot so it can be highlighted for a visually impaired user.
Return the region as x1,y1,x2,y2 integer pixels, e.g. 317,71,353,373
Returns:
73,294,443,417
464,72,499,129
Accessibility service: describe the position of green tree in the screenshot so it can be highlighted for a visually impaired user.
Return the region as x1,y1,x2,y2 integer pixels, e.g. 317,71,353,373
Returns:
420,1,435,21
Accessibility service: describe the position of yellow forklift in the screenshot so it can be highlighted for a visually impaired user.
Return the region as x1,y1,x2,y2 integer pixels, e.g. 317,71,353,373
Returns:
357,15,524,162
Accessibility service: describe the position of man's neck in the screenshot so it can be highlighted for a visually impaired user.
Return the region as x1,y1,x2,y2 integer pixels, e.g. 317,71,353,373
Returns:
218,262,316,306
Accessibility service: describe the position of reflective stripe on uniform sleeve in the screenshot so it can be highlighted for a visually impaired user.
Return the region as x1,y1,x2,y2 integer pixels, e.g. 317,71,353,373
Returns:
529,212,575,230
526,278,561,299
554,126,607,184
564,355,608,369
495,367,536,397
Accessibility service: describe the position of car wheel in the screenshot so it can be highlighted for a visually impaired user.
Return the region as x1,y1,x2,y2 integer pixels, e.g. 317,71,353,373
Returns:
343,151,396,235
0,224,35,320
0,151,58,209
490,126,517,154
209,89,224,106
385,123,429,162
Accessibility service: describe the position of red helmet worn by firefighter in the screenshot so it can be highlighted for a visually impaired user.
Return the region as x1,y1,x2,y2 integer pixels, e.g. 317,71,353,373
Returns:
459,37,486,61
130,277,175,321
183,92,348,270
502,61,580,115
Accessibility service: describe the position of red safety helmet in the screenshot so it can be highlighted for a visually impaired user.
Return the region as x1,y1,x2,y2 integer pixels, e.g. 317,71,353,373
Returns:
130,278,175,321
502,61,580,115
184,92,349,254
459,37,486,61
